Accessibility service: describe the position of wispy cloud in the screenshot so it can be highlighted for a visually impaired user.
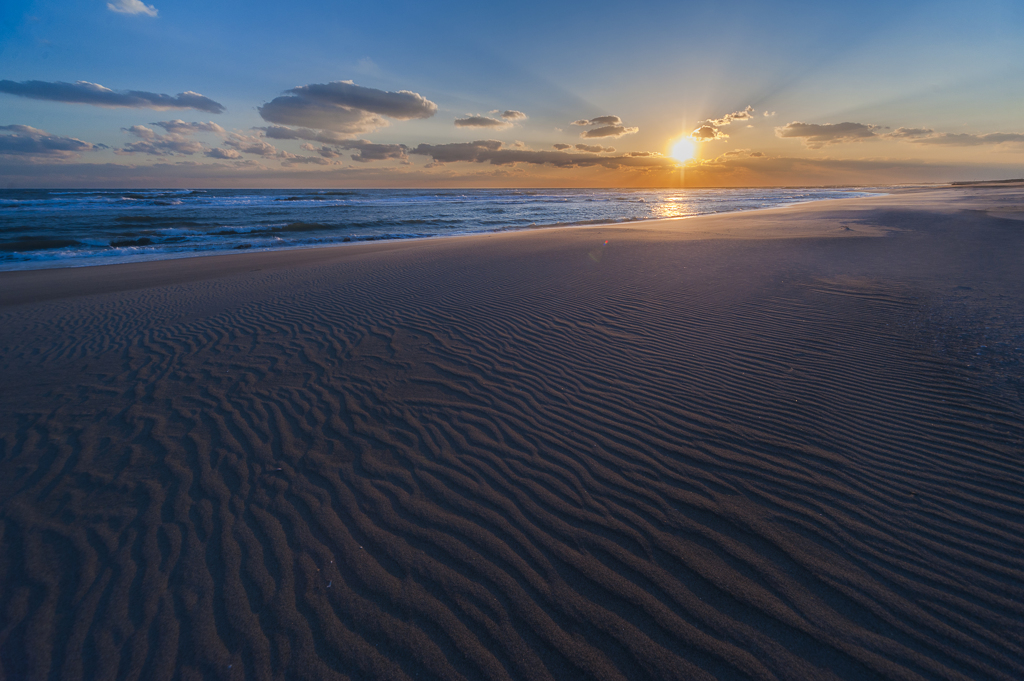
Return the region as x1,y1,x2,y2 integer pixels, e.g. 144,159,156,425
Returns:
911,132,1024,146
260,126,350,144
883,127,934,139
107,0,158,17
0,80,223,113
0,124,99,159
223,132,282,157
258,80,436,135
575,144,615,153
571,116,622,126
455,115,509,129
153,120,226,135
117,125,206,156
115,120,238,157
775,121,881,148
410,139,670,169
454,110,528,129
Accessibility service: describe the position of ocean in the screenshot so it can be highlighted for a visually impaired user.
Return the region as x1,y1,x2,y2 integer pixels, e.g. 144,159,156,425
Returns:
0,187,880,271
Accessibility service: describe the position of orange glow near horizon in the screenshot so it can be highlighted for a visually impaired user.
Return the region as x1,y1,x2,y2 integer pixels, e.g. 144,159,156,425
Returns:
670,139,696,163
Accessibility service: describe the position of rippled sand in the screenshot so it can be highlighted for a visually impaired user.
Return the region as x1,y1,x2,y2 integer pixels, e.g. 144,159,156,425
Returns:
1,185,1022,680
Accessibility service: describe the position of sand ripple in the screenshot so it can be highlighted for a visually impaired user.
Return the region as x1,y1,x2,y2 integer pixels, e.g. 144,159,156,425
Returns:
1,221,1022,679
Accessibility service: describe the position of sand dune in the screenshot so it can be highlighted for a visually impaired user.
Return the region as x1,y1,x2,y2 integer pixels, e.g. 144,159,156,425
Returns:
1,187,1022,680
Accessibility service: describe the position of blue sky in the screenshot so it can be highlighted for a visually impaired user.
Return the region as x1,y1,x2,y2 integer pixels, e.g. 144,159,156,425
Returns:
1,0,1022,186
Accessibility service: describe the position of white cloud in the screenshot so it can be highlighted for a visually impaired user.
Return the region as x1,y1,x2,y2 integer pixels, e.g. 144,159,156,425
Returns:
106,0,159,17
258,80,436,136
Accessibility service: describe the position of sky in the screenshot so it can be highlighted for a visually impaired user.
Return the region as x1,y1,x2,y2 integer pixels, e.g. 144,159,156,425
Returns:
1,0,1022,188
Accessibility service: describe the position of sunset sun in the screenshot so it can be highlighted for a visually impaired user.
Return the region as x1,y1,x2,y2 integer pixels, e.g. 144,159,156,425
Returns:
670,139,696,162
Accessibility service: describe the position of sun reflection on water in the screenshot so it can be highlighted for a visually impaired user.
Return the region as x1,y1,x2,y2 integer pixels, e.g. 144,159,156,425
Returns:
649,194,697,219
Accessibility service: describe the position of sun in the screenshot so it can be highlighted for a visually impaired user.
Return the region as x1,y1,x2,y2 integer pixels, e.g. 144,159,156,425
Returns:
670,139,696,163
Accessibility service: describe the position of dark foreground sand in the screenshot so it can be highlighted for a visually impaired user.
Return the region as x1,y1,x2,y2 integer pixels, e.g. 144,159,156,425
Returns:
1,186,1022,680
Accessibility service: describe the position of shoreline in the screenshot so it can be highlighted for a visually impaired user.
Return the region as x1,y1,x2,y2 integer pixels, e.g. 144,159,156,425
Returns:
0,186,885,275
0,188,899,307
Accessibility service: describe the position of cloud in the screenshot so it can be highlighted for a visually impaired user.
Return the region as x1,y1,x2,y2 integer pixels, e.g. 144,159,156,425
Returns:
572,116,622,126
911,132,1024,146
688,106,756,143
455,109,527,129
715,148,766,159
223,132,281,157
570,115,639,139
273,135,409,163
117,125,206,156
337,140,410,163
553,143,572,150
287,81,437,119
410,139,673,170
455,115,510,129
764,111,776,117
0,124,98,159
260,126,350,144
575,144,615,153
0,80,224,113
257,125,409,163
775,121,881,148
690,124,728,142
107,0,158,16
280,155,332,167
153,119,226,135
581,125,638,139
205,148,241,160
882,127,934,139
258,98,386,135
117,120,229,156
107,0,157,16
301,143,342,158
258,80,436,135
702,106,755,127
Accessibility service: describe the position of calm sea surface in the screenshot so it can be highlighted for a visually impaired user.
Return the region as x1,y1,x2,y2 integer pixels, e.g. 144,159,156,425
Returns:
0,187,880,271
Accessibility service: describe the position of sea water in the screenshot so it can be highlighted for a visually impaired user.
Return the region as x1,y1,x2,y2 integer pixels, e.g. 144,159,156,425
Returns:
0,187,880,271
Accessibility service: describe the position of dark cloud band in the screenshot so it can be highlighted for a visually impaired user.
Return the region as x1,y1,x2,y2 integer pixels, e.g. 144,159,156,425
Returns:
0,80,224,113
775,121,880,148
410,139,671,169
0,124,98,158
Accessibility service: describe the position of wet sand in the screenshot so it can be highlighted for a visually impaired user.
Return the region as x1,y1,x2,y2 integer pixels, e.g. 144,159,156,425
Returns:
1,185,1022,680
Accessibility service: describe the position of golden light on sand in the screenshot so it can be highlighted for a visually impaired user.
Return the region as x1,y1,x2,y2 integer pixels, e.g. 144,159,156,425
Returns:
670,139,696,163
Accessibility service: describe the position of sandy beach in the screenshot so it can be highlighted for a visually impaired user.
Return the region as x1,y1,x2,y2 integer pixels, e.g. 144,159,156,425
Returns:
1,185,1022,680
